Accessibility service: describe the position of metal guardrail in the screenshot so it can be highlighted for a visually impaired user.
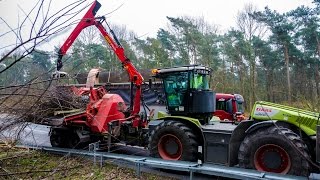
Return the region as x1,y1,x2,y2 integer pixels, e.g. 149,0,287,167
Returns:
17,143,308,180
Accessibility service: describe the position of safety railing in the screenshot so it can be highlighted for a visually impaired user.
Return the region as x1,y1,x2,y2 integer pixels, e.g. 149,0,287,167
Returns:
18,143,308,180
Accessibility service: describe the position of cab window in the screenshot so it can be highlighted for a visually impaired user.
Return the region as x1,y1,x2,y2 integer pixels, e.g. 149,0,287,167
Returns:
163,72,188,107
190,73,209,90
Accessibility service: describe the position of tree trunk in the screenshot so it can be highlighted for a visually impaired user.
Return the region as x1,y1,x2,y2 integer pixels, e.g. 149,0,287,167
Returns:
315,36,320,97
236,56,245,97
266,70,274,102
248,43,256,109
249,62,255,109
284,44,291,103
314,64,320,98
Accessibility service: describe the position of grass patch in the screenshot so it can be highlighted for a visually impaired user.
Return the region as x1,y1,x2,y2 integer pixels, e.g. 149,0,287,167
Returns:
0,144,176,180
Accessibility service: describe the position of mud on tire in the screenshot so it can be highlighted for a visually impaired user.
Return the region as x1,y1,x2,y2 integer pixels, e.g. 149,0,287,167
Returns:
238,126,310,176
148,120,199,161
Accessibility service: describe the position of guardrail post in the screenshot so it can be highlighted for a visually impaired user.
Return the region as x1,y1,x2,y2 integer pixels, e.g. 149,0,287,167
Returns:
190,170,194,180
89,142,100,166
88,143,95,166
135,158,146,178
100,155,103,168
136,162,141,178
94,142,99,166
89,143,93,151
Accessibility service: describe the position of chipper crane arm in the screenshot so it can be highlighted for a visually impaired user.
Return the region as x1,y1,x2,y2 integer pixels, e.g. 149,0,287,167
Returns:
55,0,143,116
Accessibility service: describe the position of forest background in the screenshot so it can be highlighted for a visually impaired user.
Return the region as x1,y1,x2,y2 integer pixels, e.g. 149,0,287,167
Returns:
1,1,320,112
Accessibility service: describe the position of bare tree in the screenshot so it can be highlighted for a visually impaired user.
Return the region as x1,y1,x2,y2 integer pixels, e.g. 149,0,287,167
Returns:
0,0,89,73
236,3,267,108
78,26,101,45
236,3,267,41
0,0,93,138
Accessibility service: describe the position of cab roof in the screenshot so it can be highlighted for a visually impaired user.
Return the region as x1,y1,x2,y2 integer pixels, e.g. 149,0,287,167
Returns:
155,65,211,75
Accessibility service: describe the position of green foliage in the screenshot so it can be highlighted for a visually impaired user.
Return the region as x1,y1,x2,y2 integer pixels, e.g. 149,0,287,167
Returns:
0,49,53,87
31,50,52,71
254,7,294,44
50,5,320,110
0,56,29,86
2,3,320,110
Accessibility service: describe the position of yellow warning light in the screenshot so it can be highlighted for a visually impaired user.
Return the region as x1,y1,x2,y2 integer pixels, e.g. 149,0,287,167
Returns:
151,69,158,75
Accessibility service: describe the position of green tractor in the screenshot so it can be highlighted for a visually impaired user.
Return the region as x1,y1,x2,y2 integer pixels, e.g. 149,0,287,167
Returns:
148,64,318,177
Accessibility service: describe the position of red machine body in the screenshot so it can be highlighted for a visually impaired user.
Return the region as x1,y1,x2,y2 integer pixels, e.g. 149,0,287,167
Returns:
56,1,145,133
214,93,245,121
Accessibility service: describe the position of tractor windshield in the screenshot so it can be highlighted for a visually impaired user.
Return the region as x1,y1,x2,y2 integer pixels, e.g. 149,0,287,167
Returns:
162,71,210,108
163,72,188,107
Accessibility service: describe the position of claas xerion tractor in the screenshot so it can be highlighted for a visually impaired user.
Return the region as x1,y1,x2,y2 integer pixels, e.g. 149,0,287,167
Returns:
49,0,320,177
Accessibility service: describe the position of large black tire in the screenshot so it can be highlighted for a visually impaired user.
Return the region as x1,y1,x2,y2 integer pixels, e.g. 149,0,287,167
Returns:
50,128,67,148
148,120,199,161
238,126,310,176
50,128,82,148
66,131,82,148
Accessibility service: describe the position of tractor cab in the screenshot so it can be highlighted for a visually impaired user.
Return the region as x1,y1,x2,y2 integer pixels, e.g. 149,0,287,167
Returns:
215,93,245,121
152,65,215,124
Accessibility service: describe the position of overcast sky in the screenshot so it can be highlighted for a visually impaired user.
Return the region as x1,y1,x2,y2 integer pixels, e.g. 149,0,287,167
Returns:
104,0,314,35
0,0,314,52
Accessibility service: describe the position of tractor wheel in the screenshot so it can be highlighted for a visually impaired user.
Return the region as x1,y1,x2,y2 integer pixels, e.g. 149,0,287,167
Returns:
50,128,67,148
238,126,310,176
148,120,198,161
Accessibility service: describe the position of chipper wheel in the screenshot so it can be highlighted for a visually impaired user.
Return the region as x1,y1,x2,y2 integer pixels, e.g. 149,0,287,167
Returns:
50,128,68,148
50,128,82,148
148,120,199,161
238,126,310,176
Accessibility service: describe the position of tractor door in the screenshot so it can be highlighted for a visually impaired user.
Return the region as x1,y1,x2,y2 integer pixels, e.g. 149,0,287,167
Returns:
163,72,188,111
